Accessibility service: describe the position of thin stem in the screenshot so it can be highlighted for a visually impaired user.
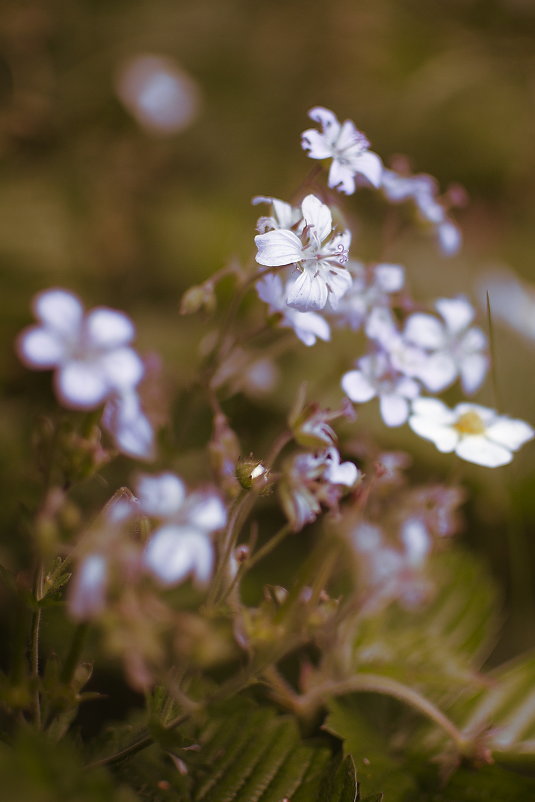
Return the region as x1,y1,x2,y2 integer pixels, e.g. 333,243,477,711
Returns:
30,561,44,729
245,523,293,574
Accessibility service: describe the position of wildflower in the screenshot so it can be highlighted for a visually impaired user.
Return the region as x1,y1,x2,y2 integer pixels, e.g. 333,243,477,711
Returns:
333,261,405,332
101,390,155,460
255,194,352,312
280,447,360,531
409,399,534,467
301,107,383,194
381,167,462,256
17,288,144,410
342,351,420,427
137,472,226,585
256,272,330,346
404,296,488,394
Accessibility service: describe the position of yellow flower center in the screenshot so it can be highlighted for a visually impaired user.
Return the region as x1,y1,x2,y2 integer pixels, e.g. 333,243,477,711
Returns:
454,410,486,436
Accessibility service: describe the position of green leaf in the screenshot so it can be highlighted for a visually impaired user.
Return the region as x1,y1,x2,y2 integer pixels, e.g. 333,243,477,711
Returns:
317,755,358,802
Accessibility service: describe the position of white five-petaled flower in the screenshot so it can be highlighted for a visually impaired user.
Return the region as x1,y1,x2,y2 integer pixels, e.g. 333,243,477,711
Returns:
255,194,352,312
342,351,421,427
301,107,383,194
17,288,144,410
137,472,226,586
404,296,488,394
409,398,534,467
256,272,330,346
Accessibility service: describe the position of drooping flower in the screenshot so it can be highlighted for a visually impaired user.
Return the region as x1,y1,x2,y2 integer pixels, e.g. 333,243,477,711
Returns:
301,107,383,194
137,472,226,586
256,272,330,346
404,296,488,394
17,288,144,410
255,194,352,312
409,398,534,467
342,351,421,427
381,167,462,256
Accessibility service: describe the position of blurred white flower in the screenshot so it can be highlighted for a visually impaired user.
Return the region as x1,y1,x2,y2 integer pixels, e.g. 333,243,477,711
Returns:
333,260,405,331
17,288,144,410
115,54,200,135
404,296,488,394
255,194,352,312
382,168,461,256
69,554,108,620
257,272,330,346
301,107,383,194
342,351,420,427
102,390,155,460
409,398,534,467
477,267,535,343
137,472,226,586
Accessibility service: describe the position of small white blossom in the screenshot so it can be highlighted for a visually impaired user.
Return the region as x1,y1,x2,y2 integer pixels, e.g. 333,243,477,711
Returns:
255,194,352,312
342,351,420,427
17,288,144,410
333,260,405,331
301,107,383,194
137,472,226,586
102,390,155,460
409,399,534,467
382,168,461,256
404,296,488,394
257,272,330,346
252,195,302,233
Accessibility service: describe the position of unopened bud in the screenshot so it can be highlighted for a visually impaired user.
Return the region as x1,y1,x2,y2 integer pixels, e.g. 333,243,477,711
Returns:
236,455,273,493
179,282,216,315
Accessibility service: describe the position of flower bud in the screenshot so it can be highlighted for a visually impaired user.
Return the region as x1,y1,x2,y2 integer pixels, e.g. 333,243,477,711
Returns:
235,455,273,493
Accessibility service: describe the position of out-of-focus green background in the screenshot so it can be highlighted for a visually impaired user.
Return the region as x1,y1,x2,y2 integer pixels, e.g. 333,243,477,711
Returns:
1,0,535,657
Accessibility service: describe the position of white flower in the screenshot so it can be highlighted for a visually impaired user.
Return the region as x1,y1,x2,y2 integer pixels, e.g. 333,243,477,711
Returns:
257,272,330,346
301,107,383,194
102,390,155,460
255,194,352,312
404,296,488,394
381,168,461,256
17,288,144,410
409,398,534,467
333,260,405,331
137,472,226,586
68,554,108,620
342,351,420,427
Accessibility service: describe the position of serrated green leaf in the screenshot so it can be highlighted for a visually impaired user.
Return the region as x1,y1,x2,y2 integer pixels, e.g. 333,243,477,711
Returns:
317,755,358,802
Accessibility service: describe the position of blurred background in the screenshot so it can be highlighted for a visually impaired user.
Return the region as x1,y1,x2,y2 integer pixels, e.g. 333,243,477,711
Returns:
1,0,535,661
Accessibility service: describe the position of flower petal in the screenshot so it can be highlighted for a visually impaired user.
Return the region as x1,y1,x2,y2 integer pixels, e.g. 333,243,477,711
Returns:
286,268,328,312
301,194,332,241
33,289,84,336
435,296,474,334
459,352,488,395
301,128,334,159
328,159,356,194
16,326,66,368
352,151,383,187
455,436,512,468
380,393,409,427
341,369,376,403
405,313,446,349
137,472,186,517
255,229,303,266
86,308,135,348
187,493,227,531
55,361,109,409
485,416,535,451
144,525,213,586
289,310,331,346
100,347,145,390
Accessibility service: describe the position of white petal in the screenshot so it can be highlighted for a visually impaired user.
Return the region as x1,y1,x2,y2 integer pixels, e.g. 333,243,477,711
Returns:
102,392,155,460
461,326,487,353
69,554,108,619
286,269,328,312
325,266,352,308
290,310,331,346
352,151,383,187
86,308,135,348
100,347,144,390
16,326,66,368
33,289,84,336
459,353,488,395
418,352,458,392
380,393,409,427
435,296,474,334
454,402,496,426
301,128,334,159
308,106,339,134
455,436,512,468
411,397,456,423
137,472,186,517
255,230,303,266
55,361,109,409
486,417,535,451
187,493,227,531
144,525,213,586
325,459,359,486
374,263,405,293
328,159,356,194
405,313,446,349
437,221,461,256
401,518,430,566
341,370,376,403
409,415,458,452
301,194,332,242
256,273,284,310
